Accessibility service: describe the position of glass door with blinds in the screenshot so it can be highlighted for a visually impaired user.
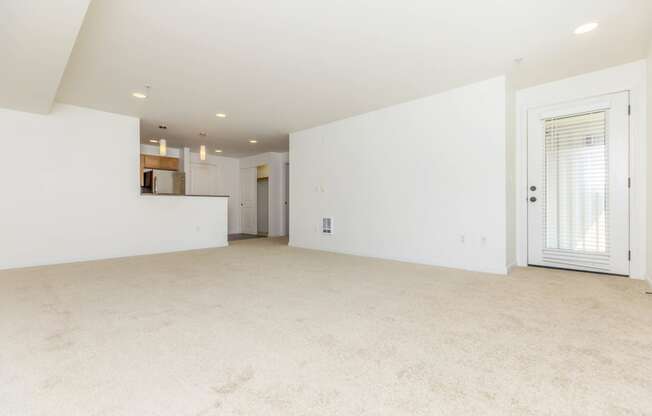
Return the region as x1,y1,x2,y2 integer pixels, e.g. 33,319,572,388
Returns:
527,92,629,275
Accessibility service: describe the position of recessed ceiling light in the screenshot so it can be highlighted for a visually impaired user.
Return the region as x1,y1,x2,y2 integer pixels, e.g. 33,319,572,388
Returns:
158,125,167,130
574,22,598,34
132,92,147,99
149,139,158,143
199,132,207,137
216,113,227,118
249,139,258,144
215,149,223,153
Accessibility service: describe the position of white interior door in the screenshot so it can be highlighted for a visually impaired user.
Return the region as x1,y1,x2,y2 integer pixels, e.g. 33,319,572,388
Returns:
527,92,629,275
240,167,257,234
283,163,289,236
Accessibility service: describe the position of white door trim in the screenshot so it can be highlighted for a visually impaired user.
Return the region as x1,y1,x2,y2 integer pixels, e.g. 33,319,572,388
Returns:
514,60,647,280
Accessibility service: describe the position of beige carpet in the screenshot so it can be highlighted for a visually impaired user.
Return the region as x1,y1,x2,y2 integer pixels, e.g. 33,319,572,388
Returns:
1,238,651,416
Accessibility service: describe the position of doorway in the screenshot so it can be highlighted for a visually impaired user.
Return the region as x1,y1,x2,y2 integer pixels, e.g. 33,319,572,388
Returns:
526,92,630,275
257,177,269,236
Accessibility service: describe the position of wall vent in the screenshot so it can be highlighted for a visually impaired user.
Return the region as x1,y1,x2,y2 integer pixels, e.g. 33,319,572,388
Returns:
322,217,333,235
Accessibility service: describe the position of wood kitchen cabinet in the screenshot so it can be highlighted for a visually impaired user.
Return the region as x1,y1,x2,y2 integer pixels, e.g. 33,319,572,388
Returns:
141,154,179,171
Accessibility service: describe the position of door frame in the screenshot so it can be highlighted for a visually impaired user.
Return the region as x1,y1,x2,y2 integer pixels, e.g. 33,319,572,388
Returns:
256,177,269,235
525,92,630,275
514,61,647,280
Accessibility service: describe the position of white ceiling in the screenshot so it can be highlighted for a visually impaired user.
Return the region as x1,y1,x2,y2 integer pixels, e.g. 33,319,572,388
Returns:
54,0,652,157
0,0,90,113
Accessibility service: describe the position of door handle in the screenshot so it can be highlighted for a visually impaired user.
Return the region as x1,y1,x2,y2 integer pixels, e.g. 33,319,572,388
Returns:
530,196,537,203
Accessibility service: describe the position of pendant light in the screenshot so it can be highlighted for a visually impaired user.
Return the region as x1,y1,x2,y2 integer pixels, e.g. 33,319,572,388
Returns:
159,139,167,156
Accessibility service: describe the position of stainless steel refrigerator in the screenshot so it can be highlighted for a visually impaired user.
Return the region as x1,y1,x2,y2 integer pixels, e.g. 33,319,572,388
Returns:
152,170,185,195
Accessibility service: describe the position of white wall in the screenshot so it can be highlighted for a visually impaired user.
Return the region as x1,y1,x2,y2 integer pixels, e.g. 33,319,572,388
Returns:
516,60,648,279
647,47,652,284
0,104,228,270
188,152,241,234
290,77,509,274
505,77,517,270
240,152,289,237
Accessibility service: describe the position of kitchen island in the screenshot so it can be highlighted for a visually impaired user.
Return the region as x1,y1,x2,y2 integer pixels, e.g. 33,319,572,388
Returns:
137,193,230,253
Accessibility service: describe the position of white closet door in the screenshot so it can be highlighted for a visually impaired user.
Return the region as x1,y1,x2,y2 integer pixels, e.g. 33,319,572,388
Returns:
527,92,629,275
240,167,257,234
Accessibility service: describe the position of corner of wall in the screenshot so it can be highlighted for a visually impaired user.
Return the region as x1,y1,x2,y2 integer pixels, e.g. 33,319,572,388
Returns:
647,43,652,284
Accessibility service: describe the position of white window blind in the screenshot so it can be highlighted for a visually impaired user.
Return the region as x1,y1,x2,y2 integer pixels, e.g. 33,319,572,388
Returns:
542,111,609,268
